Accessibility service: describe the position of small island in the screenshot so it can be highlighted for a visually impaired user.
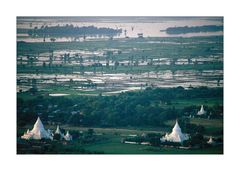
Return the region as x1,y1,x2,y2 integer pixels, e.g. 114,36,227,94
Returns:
28,24,122,37
164,25,223,34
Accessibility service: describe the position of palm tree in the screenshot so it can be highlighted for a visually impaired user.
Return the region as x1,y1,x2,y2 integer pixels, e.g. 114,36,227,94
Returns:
69,78,74,88
27,55,30,65
80,65,85,75
188,58,191,64
114,61,119,70
155,67,159,78
134,59,139,66
79,56,83,64
64,53,67,64
49,50,53,67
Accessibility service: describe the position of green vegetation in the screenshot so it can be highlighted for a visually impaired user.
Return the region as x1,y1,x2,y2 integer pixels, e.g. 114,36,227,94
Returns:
17,87,223,128
18,126,223,154
17,36,223,97
17,36,223,59
17,86,223,154
27,25,122,37
82,140,223,154
165,25,223,34
17,26,223,154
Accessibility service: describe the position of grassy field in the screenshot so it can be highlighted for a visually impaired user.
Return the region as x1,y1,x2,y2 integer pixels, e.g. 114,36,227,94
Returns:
77,121,223,154
172,98,223,108
17,35,223,154
82,139,223,154
189,118,223,136
165,118,223,136
18,116,223,154
17,36,223,58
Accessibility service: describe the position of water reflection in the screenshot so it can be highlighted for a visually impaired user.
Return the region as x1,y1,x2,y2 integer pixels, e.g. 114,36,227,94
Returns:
17,17,223,42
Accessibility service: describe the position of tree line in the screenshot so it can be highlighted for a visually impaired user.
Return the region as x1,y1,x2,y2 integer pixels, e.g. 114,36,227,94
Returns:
28,25,122,37
165,25,223,34
17,87,223,127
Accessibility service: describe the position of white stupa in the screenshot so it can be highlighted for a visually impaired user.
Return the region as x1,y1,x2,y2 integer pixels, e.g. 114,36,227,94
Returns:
160,120,189,143
64,131,72,141
21,117,53,140
197,105,206,115
207,136,215,145
55,125,64,139
55,125,62,134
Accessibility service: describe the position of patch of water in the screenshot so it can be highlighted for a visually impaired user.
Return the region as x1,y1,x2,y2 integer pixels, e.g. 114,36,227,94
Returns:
49,93,70,96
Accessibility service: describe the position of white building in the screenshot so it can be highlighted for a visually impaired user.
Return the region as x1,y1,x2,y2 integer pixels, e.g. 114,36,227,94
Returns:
21,117,53,140
55,125,64,136
54,125,65,139
64,131,73,141
207,136,215,145
160,120,189,143
197,105,206,115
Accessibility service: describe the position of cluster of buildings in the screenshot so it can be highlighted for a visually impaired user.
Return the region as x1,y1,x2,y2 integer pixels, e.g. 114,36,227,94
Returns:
21,117,72,141
160,105,213,144
160,119,214,144
21,105,212,144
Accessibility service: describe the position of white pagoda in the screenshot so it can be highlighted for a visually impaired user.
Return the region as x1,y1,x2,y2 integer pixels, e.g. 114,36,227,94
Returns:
55,125,63,135
21,117,53,140
55,125,64,139
197,105,206,115
160,120,189,143
64,131,73,141
207,136,215,145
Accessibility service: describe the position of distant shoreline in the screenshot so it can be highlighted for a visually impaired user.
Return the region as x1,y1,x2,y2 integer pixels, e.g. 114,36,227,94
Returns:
163,25,223,35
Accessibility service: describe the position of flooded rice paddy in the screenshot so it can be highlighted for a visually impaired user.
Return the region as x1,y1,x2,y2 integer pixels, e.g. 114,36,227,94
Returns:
17,17,223,96
17,68,223,95
17,17,223,42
